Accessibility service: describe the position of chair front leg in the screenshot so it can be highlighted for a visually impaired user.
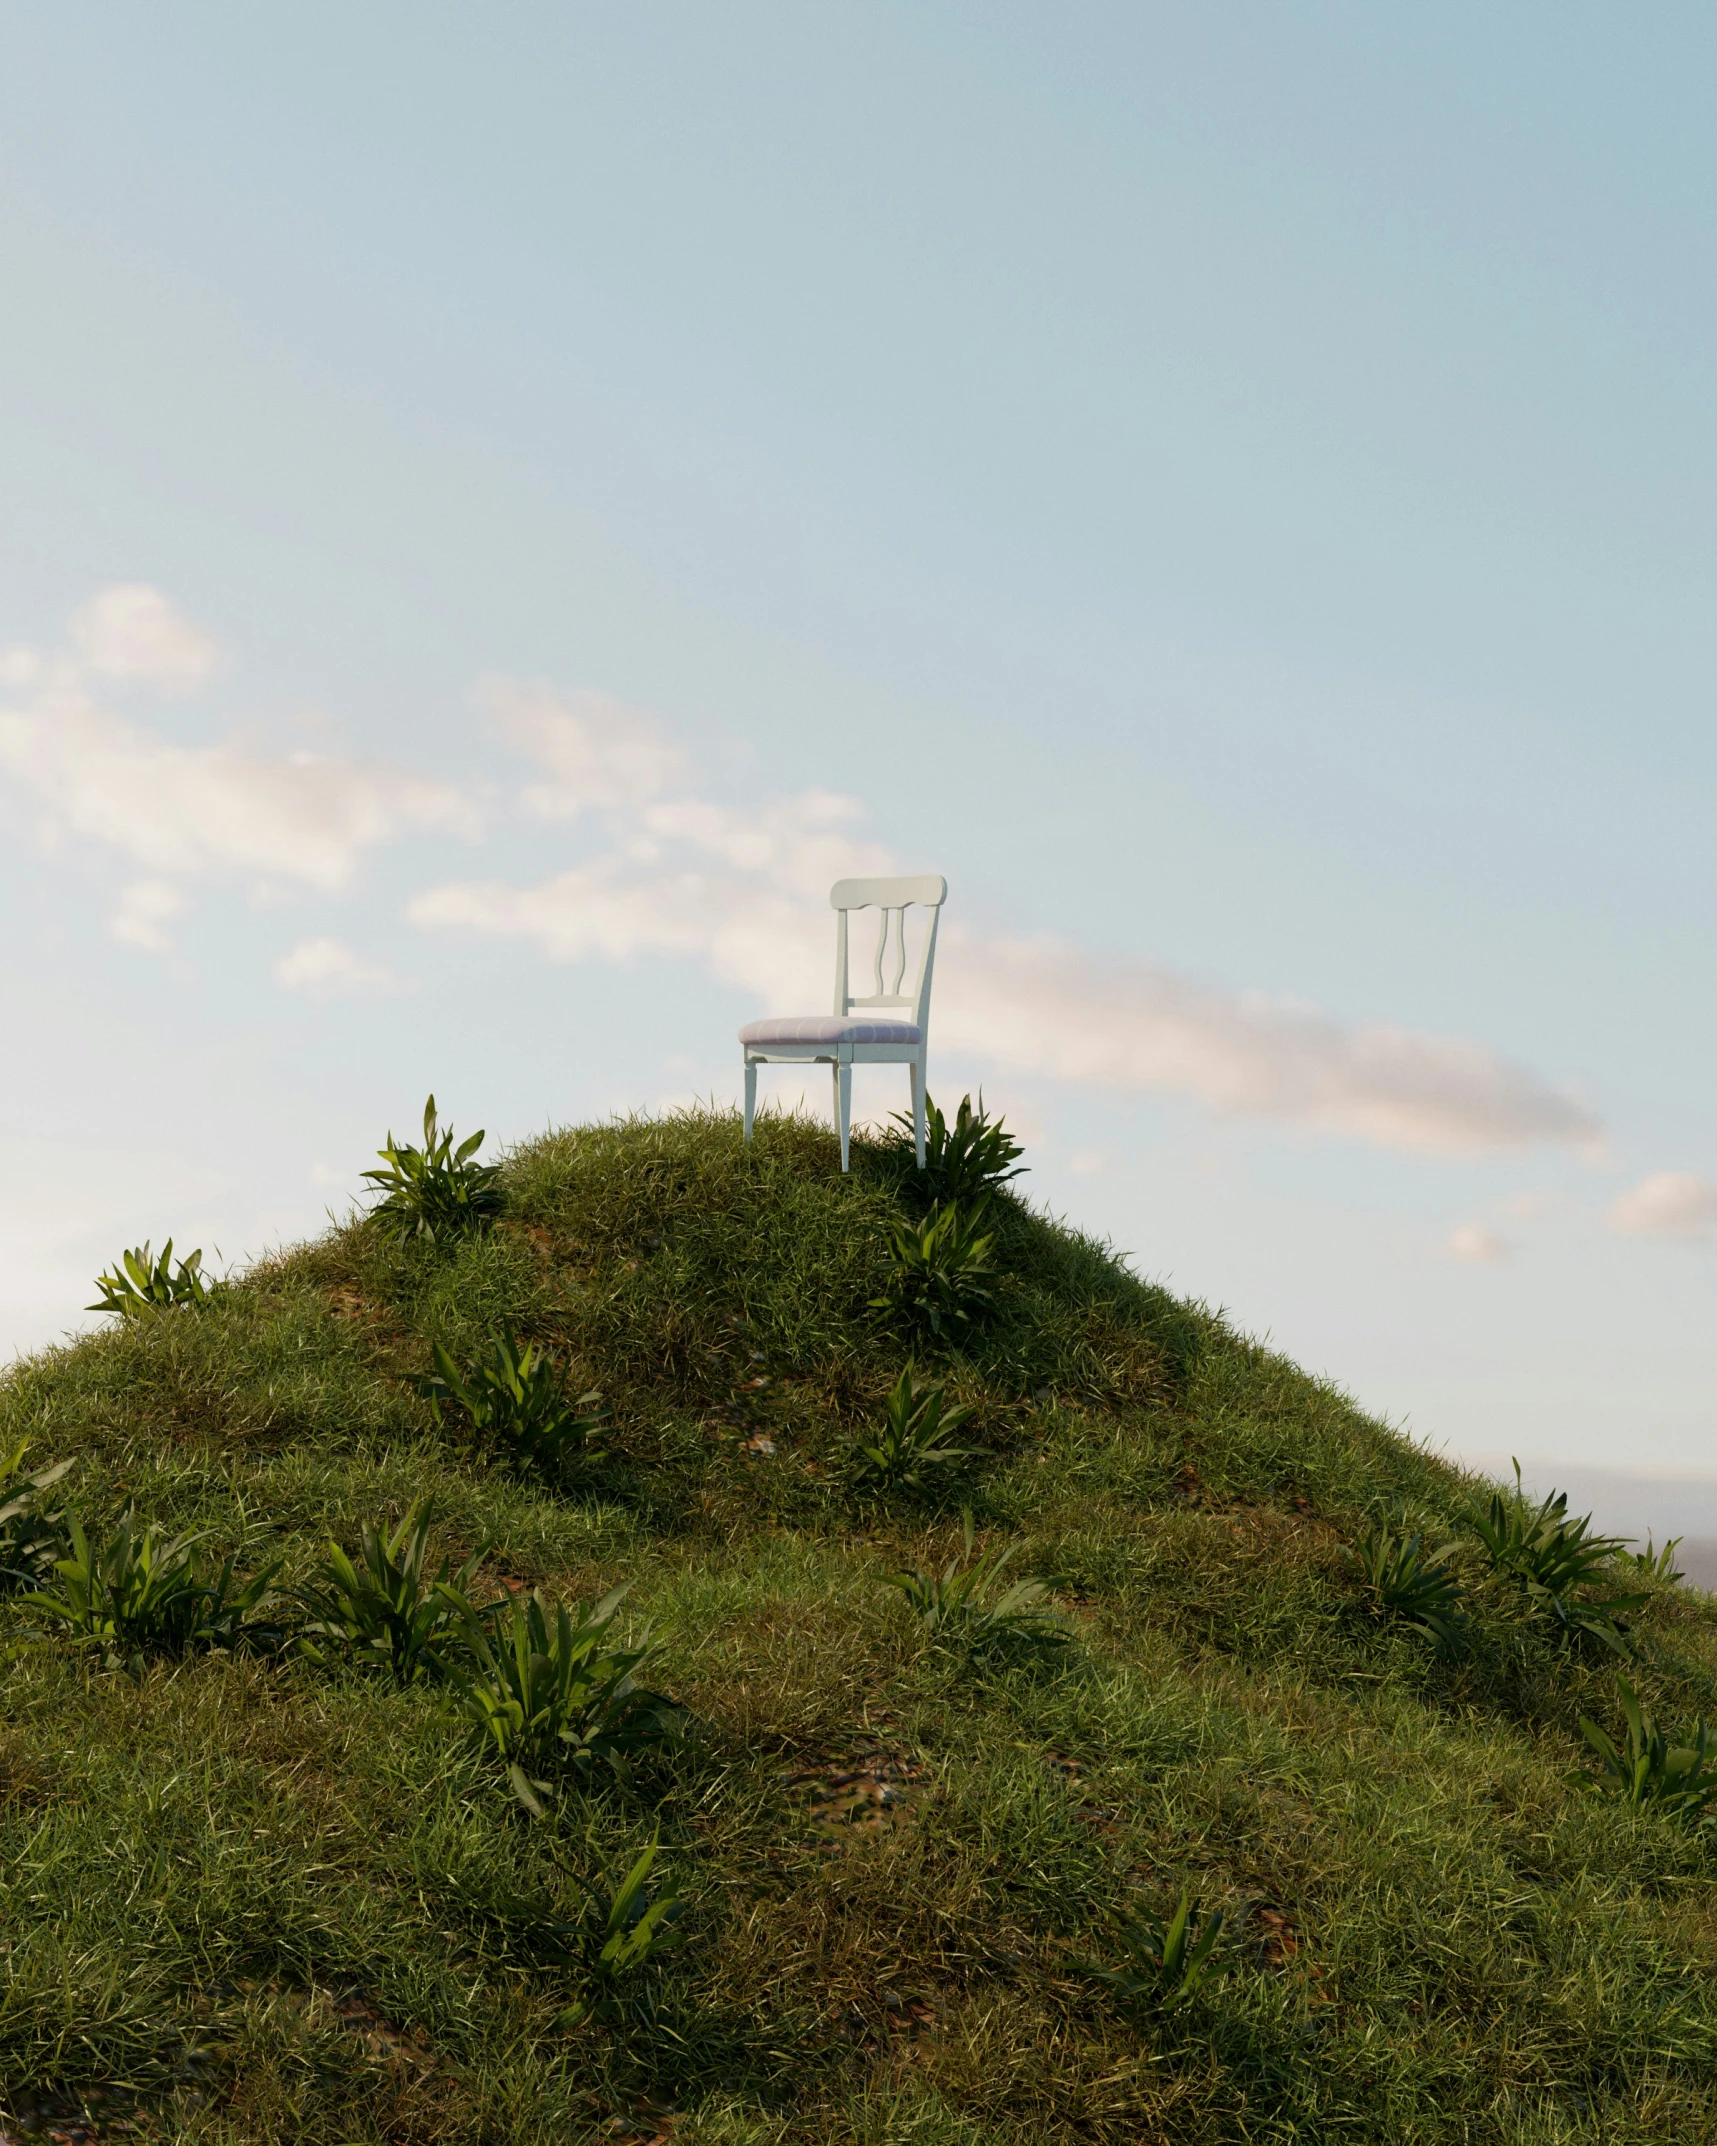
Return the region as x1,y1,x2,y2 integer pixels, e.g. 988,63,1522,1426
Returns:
835,1060,852,1173
910,1055,926,1169
743,1058,757,1145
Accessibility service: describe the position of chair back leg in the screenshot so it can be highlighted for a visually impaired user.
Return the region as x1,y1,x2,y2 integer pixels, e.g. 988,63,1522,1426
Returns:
743,1060,757,1145
834,1062,852,1173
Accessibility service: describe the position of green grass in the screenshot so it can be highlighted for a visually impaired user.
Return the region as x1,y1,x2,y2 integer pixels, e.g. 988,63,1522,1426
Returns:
2,1105,1715,2143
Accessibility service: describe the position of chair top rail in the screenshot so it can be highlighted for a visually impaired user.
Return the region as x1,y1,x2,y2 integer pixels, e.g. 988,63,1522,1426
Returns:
829,874,947,912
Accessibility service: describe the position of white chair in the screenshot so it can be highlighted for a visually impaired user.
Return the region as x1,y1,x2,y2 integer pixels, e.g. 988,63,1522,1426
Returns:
740,874,947,1172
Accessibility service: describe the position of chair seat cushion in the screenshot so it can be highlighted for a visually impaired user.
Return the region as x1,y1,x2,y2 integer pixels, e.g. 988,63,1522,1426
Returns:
740,1014,922,1047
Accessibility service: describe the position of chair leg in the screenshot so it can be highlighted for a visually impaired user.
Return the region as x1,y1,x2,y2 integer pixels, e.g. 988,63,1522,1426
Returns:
910,1058,926,1169
743,1060,757,1145
836,1062,852,1173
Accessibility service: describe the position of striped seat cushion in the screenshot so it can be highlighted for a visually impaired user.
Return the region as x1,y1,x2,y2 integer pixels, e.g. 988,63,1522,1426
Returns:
740,1015,922,1047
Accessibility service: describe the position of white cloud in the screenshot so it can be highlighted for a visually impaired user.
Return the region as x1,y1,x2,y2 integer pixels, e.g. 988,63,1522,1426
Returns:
110,878,188,953
0,646,45,691
1446,1223,1511,1264
0,684,479,888
274,937,412,1000
0,612,1609,1165
408,701,1601,1159
931,932,1597,1155
639,789,890,889
1607,1172,1717,1240
412,863,707,958
0,597,481,896
69,584,218,692
485,679,686,819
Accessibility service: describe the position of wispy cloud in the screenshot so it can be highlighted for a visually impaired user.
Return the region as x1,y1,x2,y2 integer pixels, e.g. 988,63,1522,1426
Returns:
1608,1172,1717,1240
0,588,482,922
69,584,219,692
486,678,686,817
1446,1222,1511,1264
274,937,413,1000
110,877,189,953
1,611,1610,1160
934,935,1598,1155
408,682,1601,1158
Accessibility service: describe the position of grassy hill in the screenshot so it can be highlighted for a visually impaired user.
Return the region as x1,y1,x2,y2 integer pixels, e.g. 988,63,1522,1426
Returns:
2,1105,1715,2145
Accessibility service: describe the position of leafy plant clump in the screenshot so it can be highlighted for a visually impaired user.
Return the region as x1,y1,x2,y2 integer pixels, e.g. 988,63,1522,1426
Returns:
1621,1535,1685,1584
363,1094,505,1244
1079,1887,1233,2012
0,1442,73,1592
851,1366,974,1497
292,1500,490,1683
556,1837,688,2024
1473,1463,1647,1653
889,1511,1067,1658
421,1330,606,1479
1571,1675,1717,1827
447,1585,679,1814
1344,1522,1466,1651
891,1091,1025,1207
87,1239,212,1318
872,1199,998,1341
23,1513,280,1675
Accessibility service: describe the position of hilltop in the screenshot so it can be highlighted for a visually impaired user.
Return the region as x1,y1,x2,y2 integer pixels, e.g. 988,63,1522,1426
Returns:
1,1105,1714,2145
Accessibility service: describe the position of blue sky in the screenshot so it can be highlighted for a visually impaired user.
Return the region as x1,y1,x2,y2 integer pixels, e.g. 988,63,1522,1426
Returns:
2,4,1714,1506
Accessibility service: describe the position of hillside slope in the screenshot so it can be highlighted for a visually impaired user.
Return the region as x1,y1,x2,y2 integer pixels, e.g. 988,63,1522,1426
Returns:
2,1108,1714,2145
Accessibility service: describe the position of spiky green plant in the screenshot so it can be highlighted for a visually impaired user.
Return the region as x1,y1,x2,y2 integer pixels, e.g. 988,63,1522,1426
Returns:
889,1510,1067,1657
421,1330,605,1479
362,1094,504,1244
851,1366,974,1497
1472,1463,1647,1653
890,1091,1025,1207
0,1442,74,1592
1621,1535,1684,1584
555,1837,688,2024
292,1500,489,1683
22,1513,280,1676
1571,1676,1717,1827
872,1199,998,1341
87,1239,212,1318
1345,1522,1466,1650
446,1585,679,1813
1079,1888,1233,2011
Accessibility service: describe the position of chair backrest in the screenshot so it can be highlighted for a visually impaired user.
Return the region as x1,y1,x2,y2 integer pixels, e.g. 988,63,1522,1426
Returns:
829,875,947,1031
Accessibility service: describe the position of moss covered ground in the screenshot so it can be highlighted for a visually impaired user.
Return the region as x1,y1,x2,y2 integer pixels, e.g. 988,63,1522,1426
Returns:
2,1108,1715,2144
